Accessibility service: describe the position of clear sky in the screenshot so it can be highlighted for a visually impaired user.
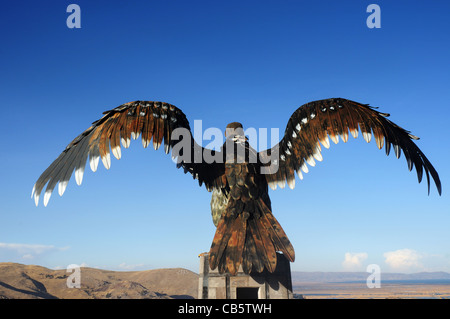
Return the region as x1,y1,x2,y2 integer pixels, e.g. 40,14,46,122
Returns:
1,1,449,274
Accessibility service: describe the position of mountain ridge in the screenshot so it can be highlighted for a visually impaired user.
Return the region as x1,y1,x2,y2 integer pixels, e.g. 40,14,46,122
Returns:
291,270,450,283
1,262,449,299
0,262,198,299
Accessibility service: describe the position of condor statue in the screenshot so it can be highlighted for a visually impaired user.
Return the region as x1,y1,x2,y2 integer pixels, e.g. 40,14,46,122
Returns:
32,98,442,275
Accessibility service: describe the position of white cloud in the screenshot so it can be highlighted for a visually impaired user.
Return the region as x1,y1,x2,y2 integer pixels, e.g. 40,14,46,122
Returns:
22,254,34,260
383,248,423,272
117,262,145,270
53,262,89,270
342,252,368,271
0,242,68,260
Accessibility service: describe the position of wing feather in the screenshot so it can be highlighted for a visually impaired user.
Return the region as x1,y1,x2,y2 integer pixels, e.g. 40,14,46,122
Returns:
141,107,153,148
262,98,441,195
32,101,226,206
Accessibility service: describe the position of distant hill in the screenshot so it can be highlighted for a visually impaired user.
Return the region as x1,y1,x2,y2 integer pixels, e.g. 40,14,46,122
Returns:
0,262,198,299
291,271,450,283
2,262,450,299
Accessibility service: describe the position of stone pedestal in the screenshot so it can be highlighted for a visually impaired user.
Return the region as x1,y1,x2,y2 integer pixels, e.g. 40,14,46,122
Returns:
198,252,293,299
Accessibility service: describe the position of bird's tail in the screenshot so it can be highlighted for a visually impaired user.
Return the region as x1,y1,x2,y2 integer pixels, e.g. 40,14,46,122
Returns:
208,197,295,275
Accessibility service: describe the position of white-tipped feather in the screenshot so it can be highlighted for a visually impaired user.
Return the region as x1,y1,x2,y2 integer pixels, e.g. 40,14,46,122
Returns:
375,135,384,150
277,179,286,189
363,131,372,143
313,150,323,162
321,136,330,149
75,166,85,186
301,161,309,173
121,137,130,148
394,144,401,159
340,131,349,143
287,177,295,190
306,156,316,167
321,137,330,149
350,128,358,139
89,155,99,172
330,134,339,144
296,168,303,180
58,180,68,196
316,141,322,152
112,145,121,160
268,181,277,190
101,153,111,170
34,194,40,207
164,143,170,155
131,131,139,140
43,190,52,207
142,139,150,148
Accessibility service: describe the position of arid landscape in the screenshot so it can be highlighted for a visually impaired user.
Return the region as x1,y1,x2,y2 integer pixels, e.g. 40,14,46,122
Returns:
294,282,450,299
1,262,450,299
0,262,198,299
292,271,450,299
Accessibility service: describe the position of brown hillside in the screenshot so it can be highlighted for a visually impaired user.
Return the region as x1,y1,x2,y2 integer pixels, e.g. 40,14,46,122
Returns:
0,263,198,299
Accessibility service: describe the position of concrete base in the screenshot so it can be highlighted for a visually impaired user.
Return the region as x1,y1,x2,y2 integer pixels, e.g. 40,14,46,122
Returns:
198,252,293,299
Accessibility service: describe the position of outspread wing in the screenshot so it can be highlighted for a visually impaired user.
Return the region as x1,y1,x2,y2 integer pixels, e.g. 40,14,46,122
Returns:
261,98,442,195
32,101,226,206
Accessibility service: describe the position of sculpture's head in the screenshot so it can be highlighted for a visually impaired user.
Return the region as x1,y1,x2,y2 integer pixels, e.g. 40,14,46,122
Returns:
225,122,244,138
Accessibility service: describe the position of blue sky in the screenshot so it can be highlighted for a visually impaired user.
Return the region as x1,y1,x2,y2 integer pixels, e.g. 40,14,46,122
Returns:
1,1,449,274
